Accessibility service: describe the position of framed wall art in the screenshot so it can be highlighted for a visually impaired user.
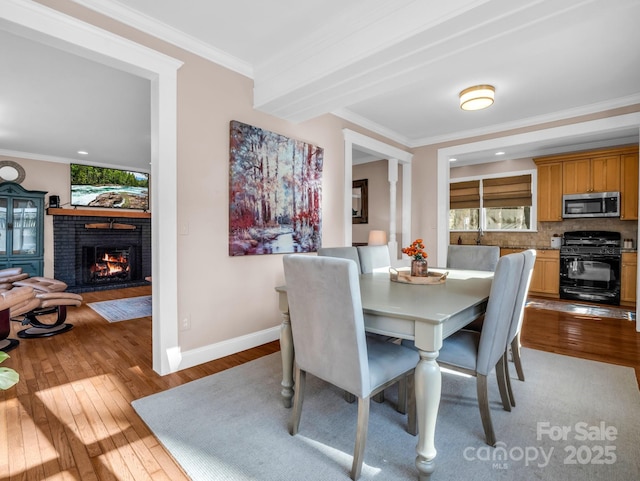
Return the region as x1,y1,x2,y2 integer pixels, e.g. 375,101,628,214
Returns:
229,120,324,256
352,178,368,224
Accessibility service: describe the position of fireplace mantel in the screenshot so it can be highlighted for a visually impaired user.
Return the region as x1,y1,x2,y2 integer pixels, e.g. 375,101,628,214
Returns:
47,208,150,219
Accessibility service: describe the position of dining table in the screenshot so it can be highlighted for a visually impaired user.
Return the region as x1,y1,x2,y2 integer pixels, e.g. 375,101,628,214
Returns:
275,266,493,480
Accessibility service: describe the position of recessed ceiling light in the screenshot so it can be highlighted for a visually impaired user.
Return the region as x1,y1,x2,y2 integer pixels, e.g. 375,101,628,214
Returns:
77,150,89,155
449,158,457,162
495,151,505,156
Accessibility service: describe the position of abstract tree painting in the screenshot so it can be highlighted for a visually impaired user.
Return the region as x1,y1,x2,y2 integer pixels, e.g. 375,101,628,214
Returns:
229,120,323,256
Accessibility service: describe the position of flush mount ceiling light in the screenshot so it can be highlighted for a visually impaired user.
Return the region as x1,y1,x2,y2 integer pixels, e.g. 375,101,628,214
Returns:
459,85,495,111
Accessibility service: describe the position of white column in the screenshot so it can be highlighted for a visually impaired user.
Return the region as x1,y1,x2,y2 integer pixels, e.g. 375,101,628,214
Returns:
388,158,398,262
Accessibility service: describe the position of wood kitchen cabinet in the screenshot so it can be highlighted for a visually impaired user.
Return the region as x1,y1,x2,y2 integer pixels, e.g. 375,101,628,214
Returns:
535,161,563,221
529,249,560,297
563,155,620,194
620,152,639,221
500,248,559,297
620,252,637,306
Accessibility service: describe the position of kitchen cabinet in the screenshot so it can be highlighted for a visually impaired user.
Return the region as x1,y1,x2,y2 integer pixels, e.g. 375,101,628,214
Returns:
620,252,637,306
500,248,559,297
0,182,46,277
620,152,639,221
535,161,563,221
562,155,620,194
529,249,560,297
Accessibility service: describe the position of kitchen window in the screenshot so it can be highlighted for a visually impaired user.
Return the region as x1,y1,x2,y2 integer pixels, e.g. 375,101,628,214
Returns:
449,172,535,232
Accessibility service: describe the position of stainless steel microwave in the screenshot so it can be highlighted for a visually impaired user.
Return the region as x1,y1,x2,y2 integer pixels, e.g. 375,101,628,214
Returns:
562,192,620,218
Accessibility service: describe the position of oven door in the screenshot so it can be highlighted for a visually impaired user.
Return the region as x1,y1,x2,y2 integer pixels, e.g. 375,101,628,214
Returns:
559,253,621,304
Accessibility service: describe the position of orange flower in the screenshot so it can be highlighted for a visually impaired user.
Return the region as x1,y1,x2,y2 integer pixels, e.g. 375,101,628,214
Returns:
402,239,428,260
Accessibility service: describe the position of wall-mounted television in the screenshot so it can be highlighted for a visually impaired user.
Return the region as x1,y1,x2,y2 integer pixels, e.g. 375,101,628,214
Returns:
70,164,149,210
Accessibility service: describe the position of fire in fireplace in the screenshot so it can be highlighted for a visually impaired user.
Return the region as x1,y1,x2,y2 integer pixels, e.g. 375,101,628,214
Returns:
83,246,135,284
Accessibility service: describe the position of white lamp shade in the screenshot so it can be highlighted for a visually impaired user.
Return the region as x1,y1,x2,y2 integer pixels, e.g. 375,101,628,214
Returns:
368,230,387,246
459,85,495,111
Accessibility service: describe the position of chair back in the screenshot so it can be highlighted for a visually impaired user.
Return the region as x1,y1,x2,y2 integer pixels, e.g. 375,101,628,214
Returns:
317,246,362,274
283,255,370,396
506,249,536,344
357,245,391,273
476,252,524,376
447,245,500,271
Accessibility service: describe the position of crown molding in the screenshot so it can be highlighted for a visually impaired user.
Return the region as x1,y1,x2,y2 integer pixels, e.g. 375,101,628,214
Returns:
71,0,253,78
0,149,150,173
333,109,412,148
410,93,640,148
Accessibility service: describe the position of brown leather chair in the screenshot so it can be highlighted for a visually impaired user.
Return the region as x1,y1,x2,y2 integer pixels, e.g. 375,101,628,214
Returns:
0,287,39,352
12,277,82,338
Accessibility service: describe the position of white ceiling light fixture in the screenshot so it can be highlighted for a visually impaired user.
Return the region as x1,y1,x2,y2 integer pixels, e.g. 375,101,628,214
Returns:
459,85,495,111
77,150,89,155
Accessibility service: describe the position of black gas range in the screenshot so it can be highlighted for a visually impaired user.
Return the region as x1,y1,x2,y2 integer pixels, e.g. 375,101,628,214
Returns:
559,231,621,305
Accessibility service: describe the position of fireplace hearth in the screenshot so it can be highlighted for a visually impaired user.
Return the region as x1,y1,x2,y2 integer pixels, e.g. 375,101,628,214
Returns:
53,215,151,293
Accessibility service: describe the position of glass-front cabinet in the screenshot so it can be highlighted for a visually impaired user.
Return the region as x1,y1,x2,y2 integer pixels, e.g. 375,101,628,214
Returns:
0,182,46,276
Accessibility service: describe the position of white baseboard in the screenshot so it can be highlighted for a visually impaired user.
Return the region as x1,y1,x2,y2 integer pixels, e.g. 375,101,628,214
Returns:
176,326,280,371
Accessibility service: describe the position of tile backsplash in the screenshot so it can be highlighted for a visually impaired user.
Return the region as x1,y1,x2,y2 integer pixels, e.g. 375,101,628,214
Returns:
450,218,638,249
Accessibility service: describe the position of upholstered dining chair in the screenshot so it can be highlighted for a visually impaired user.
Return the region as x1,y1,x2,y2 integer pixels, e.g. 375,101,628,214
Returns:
504,249,536,404
317,246,362,273
402,252,524,446
446,245,500,271
356,245,391,273
283,254,419,480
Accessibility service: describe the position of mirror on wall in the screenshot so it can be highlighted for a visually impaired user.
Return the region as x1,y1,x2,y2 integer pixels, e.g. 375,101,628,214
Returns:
352,179,368,224
0,161,26,184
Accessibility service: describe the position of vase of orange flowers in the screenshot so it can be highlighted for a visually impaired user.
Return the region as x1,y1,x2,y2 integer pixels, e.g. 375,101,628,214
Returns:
402,238,429,277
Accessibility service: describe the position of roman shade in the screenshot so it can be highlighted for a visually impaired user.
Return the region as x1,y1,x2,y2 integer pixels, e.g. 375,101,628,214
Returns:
482,174,532,208
449,180,480,209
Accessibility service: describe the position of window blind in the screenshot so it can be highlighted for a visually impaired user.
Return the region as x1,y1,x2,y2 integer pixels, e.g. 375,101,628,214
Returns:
482,174,532,208
449,180,480,209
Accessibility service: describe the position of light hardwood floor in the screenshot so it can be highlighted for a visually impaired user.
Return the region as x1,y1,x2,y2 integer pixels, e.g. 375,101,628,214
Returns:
0,287,638,480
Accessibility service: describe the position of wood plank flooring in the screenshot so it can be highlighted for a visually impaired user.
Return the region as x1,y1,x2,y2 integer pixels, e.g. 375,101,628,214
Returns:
0,287,638,480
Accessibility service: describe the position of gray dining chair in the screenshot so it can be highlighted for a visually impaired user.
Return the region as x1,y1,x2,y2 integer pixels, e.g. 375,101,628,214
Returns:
402,252,524,446
446,245,500,271
317,246,362,274
283,254,419,480
322,245,400,405
504,249,536,404
356,245,391,273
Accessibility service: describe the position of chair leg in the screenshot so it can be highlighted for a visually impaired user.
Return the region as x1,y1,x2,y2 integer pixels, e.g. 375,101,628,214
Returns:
476,374,496,446
344,391,356,403
289,367,306,436
511,336,525,381
504,351,516,408
351,396,370,481
372,391,385,403
397,377,407,414
496,355,511,412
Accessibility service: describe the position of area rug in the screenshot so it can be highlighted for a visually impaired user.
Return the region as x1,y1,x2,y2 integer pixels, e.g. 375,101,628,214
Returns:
132,349,640,481
526,298,636,321
88,295,152,322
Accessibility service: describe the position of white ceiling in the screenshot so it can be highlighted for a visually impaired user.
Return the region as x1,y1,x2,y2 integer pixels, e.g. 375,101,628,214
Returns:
1,0,639,170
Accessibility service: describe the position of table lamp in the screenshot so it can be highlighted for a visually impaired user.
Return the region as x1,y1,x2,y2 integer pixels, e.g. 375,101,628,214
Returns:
368,230,387,246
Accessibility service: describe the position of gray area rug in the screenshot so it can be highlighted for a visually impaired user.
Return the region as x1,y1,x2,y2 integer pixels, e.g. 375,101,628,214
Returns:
88,295,152,322
132,349,640,481
526,298,636,321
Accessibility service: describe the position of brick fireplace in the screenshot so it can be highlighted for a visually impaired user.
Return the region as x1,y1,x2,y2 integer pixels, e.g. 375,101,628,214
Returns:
52,211,151,293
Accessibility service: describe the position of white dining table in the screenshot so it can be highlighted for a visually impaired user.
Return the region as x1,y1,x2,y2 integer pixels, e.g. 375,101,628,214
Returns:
275,267,493,480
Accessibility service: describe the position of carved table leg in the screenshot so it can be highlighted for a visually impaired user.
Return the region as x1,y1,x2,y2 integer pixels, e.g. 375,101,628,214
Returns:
414,348,442,480
279,310,294,408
